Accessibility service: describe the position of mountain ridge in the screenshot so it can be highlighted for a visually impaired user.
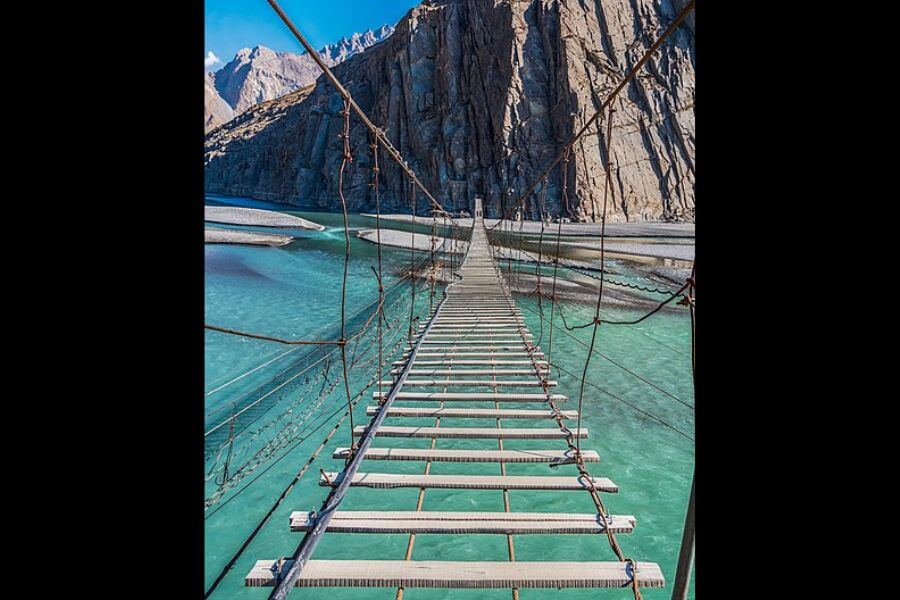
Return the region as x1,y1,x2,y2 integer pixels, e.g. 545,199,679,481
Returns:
205,25,395,132
205,0,694,222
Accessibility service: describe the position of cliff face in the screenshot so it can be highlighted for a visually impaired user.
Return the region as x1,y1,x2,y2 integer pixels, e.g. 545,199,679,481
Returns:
205,0,694,222
205,72,234,132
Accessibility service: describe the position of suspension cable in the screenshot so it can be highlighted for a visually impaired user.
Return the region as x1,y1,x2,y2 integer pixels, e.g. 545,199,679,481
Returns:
575,106,616,453
264,0,457,223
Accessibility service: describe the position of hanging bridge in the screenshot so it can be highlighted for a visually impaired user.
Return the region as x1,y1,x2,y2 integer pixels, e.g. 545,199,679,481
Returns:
245,199,664,595
204,2,696,598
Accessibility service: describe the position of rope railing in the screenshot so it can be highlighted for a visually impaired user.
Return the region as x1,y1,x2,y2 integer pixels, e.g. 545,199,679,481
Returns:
203,268,421,438
573,106,617,453
481,8,696,595
202,350,403,599
495,256,647,600
266,229,471,600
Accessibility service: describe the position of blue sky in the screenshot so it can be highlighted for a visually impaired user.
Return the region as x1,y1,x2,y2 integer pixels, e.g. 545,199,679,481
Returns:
205,0,420,69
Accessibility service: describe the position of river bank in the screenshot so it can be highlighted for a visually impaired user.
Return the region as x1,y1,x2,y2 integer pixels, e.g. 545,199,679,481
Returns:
204,227,293,247
358,214,693,310
363,213,695,238
205,206,325,230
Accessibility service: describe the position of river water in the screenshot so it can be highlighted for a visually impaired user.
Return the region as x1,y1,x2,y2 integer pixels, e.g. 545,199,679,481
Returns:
205,196,695,599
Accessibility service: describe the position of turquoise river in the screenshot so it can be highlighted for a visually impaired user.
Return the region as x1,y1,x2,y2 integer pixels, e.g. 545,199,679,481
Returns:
205,196,695,600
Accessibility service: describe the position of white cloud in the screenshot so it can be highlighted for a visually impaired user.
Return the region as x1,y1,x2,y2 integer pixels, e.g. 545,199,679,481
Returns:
205,51,222,68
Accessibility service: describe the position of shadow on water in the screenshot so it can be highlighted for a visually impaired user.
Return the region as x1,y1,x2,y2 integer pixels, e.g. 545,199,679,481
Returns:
204,247,271,279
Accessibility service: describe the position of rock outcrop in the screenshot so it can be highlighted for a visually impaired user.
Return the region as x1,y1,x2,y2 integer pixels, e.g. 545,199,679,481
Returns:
204,26,395,132
205,72,234,132
205,0,695,222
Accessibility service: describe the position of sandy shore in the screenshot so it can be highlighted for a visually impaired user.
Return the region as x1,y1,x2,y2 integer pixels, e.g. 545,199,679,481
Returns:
205,227,293,247
560,240,695,261
364,214,694,238
359,214,690,309
491,245,606,272
205,206,325,231
356,228,469,254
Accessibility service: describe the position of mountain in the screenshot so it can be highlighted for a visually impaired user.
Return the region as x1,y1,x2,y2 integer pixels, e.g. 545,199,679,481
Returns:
204,25,394,132
205,72,234,132
320,25,396,63
205,0,694,222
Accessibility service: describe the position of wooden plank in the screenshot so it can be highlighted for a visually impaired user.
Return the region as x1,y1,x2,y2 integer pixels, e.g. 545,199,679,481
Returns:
395,369,546,376
420,334,531,339
319,472,618,492
289,511,635,534
333,447,600,463
429,320,523,324
426,331,526,336
439,309,518,313
398,360,548,366
430,317,525,330
420,339,533,345
374,391,565,402
353,426,586,439
382,379,555,387
367,407,575,419
246,559,663,588
437,313,521,317
438,308,521,311
410,352,543,358
435,312,522,315
432,320,523,324
416,343,531,348
410,345,535,351
293,510,621,522
428,325,524,330
428,316,521,321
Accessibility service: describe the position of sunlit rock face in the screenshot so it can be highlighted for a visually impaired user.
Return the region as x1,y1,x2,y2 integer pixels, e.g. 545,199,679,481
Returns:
205,1,694,222
205,72,234,132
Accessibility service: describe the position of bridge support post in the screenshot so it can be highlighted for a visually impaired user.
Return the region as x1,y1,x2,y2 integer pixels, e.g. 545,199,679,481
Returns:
671,471,695,600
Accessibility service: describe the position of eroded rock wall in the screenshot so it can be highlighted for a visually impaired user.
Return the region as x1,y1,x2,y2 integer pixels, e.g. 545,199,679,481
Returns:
205,0,694,222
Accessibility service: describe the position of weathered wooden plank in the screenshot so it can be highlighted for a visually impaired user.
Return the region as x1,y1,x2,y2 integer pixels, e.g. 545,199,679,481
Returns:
431,320,523,324
410,351,541,357
437,313,521,317
422,339,525,352
429,321,524,325
288,511,635,534
246,560,663,588
353,426,586,439
367,407,575,419
381,379,556,387
373,391,565,402
426,330,534,341
412,340,528,352
294,511,622,522
428,326,525,331
439,308,521,311
333,447,600,463
395,369,547,376
441,308,522,318
319,472,618,492
397,360,546,366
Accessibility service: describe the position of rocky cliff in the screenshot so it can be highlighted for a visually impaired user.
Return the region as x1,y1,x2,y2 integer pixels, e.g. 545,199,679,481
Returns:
205,0,694,222
205,72,234,132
